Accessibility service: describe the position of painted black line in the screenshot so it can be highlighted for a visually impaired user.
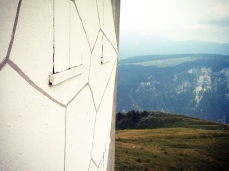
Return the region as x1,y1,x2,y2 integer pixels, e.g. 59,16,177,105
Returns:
88,158,98,171
91,158,97,168
88,144,99,171
0,0,22,71
66,83,88,106
88,84,97,113
95,0,101,29
100,29,118,54
71,1,92,52
96,59,117,112
8,59,66,108
0,57,8,71
88,30,101,82
91,30,101,54
87,84,97,171
88,111,98,170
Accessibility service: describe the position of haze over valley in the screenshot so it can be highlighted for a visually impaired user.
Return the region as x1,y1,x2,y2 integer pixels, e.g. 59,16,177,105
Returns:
119,34,229,60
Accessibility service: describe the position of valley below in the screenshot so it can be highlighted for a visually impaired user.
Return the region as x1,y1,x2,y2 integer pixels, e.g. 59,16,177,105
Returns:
117,54,229,124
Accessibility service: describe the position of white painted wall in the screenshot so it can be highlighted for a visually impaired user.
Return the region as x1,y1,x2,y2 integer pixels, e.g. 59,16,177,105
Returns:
0,0,119,170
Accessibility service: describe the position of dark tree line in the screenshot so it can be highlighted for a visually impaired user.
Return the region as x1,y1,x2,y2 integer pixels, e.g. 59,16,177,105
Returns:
116,110,150,129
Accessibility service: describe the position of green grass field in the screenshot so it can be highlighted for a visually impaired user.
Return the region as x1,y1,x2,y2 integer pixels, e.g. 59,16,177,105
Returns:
130,57,204,67
115,114,229,171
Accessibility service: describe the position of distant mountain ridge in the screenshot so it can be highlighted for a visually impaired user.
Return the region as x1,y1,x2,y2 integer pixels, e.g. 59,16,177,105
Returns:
119,53,228,64
119,36,229,59
117,54,229,123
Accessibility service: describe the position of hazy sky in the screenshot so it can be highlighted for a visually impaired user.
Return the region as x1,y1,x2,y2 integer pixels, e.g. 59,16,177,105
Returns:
120,0,229,43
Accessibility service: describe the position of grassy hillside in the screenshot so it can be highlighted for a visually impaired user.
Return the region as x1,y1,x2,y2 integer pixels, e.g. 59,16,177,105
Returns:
115,112,229,171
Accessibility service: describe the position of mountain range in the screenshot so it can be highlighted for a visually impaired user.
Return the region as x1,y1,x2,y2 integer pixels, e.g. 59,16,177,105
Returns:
119,35,229,59
117,54,229,124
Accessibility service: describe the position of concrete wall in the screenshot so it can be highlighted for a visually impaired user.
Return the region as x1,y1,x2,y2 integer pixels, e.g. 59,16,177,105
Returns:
0,0,119,170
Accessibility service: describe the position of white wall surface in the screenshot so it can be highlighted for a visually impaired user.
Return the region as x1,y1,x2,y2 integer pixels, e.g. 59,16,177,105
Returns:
0,65,65,171
0,0,118,170
0,1,19,63
65,86,96,171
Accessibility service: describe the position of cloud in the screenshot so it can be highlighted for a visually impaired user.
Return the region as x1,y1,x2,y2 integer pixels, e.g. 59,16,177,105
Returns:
200,3,229,26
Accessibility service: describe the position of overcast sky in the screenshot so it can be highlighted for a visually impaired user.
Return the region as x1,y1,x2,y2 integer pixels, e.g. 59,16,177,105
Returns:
120,0,229,43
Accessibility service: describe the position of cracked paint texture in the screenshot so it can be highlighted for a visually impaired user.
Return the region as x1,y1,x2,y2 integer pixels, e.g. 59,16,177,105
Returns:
0,0,119,171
